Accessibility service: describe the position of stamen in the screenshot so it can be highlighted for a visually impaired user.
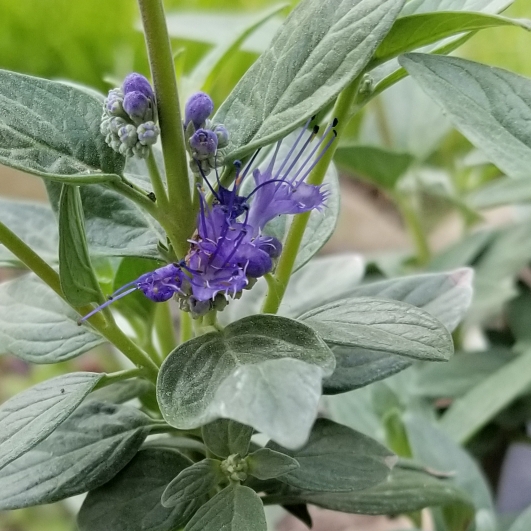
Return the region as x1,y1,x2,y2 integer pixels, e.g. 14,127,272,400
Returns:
77,287,139,325
294,130,337,185
239,148,262,184
274,117,313,179
278,125,319,182
289,122,335,184
197,186,210,238
195,160,220,202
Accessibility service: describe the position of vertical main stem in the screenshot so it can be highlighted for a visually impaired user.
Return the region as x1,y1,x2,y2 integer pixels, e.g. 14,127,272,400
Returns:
137,0,193,258
261,76,363,315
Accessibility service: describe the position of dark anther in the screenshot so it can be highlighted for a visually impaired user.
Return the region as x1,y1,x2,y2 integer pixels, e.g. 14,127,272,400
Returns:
332,117,339,127
312,125,320,134
148,192,156,202
332,130,338,137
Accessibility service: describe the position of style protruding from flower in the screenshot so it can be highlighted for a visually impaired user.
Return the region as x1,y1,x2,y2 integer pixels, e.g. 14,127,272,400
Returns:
183,92,230,176
80,108,337,323
101,73,160,159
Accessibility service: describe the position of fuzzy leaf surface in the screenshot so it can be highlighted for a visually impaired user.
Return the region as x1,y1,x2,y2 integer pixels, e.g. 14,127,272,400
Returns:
215,0,405,160
157,315,335,449
0,275,104,363
0,401,151,509
78,448,196,531
0,69,123,182
0,372,102,470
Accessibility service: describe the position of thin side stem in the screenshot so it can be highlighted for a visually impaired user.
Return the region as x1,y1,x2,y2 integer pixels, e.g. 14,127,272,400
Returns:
261,76,363,314
146,147,169,209
94,368,144,389
110,179,159,219
137,0,193,258
0,220,159,380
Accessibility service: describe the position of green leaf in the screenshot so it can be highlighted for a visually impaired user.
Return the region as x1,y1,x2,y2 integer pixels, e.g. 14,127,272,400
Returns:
345,268,474,332
0,401,151,510
247,448,299,480
46,181,162,260
335,145,414,190
0,275,105,363
404,414,494,516
373,12,530,65
78,448,195,531
88,378,155,404
185,4,288,95
201,419,253,459
215,0,405,160
267,418,395,492
0,372,103,470
468,176,531,209
509,505,531,531
294,163,340,271
184,485,267,531
278,466,471,514
323,345,412,395
161,459,223,509
414,348,514,399
439,346,531,443
399,53,531,179
0,69,124,182
401,0,513,15
0,198,57,267
300,297,454,362
58,185,101,306
157,314,335,449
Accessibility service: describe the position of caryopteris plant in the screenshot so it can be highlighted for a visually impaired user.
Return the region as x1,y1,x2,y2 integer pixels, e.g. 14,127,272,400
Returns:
1,0,530,529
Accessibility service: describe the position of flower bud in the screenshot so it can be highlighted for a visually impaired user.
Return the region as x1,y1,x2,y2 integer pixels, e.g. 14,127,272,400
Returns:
256,235,283,259
213,124,230,148
123,91,154,124
122,73,154,99
190,129,218,160
118,124,138,148
105,88,125,117
185,92,214,128
137,121,160,146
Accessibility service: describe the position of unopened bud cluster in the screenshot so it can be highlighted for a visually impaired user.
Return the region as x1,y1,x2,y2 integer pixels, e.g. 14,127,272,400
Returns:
101,73,160,159
220,454,249,483
183,92,230,176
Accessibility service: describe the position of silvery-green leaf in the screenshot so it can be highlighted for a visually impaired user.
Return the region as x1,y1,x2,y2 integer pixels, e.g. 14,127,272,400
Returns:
0,69,123,182
0,198,58,267
509,505,531,531
0,372,103,470
202,419,253,459
78,448,195,531
247,448,299,480
0,401,152,510
157,315,335,449
58,184,102,306
267,418,396,492
184,485,267,531
215,0,405,160
161,459,223,508
300,297,454,362
0,275,104,363
401,0,512,15
399,54,531,179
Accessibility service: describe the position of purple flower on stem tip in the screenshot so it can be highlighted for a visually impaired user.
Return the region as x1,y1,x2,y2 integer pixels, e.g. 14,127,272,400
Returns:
185,92,214,129
78,263,184,324
190,129,218,159
123,91,154,124
122,73,155,99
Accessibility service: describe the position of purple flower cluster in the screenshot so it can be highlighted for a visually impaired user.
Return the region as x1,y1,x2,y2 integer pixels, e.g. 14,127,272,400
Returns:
80,93,336,323
101,73,160,159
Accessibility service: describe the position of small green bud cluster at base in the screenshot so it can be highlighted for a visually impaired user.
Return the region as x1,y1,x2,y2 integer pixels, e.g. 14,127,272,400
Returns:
101,74,160,159
220,454,249,483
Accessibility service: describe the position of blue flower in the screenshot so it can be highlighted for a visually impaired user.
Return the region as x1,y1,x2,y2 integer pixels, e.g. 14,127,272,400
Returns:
185,92,214,129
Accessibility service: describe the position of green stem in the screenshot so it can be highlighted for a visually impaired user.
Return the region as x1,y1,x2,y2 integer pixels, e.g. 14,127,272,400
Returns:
137,0,193,257
0,220,159,381
155,301,177,358
261,76,363,314
393,192,431,266
110,179,159,220
179,310,193,344
146,147,169,209
94,367,144,389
